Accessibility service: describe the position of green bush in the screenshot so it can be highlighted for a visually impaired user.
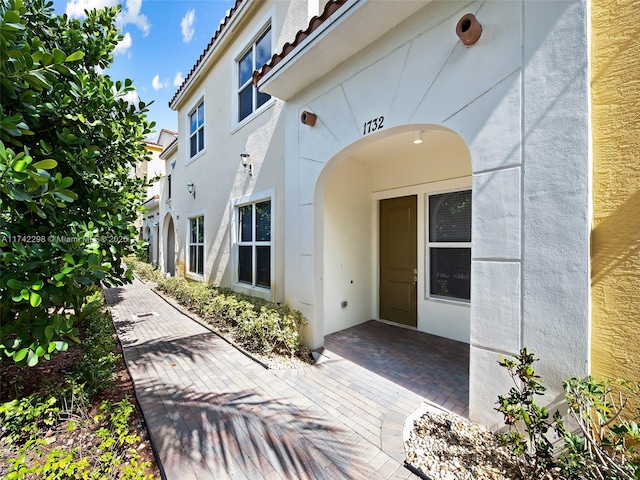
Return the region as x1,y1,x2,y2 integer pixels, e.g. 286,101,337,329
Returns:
0,394,59,443
4,398,155,480
0,290,157,478
127,258,308,358
496,348,640,480
69,291,120,398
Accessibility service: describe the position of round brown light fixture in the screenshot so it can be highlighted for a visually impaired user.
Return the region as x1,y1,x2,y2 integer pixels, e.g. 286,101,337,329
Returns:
456,13,482,46
300,111,317,126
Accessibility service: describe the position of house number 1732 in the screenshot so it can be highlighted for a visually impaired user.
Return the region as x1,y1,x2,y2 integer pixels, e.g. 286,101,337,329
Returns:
363,116,384,135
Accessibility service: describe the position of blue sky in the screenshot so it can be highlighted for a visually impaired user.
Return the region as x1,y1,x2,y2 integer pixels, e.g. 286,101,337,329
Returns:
52,0,236,136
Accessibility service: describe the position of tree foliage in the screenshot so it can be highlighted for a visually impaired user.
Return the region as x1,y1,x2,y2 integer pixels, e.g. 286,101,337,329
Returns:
0,0,154,366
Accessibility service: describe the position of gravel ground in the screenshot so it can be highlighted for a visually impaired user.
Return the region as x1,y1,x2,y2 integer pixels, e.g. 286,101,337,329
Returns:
405,409,546,480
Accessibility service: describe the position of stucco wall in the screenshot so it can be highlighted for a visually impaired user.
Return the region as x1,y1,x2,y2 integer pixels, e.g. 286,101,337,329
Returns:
590,0,640,381
323,158,373,334
162,0,309,303
281,0,590,425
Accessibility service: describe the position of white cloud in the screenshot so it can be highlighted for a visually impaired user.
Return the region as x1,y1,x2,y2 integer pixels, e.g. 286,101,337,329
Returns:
181,9,196,43
152,74,168,91
66,0,116,18
173,72,184,87
65,0,150,36
112,86,139,106
113,32,132,55
120,0,151,36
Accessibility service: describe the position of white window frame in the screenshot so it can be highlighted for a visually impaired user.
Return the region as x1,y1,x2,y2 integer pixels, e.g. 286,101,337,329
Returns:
231,189,274,297
184,92,205,164
232,10,275,129
425,188,471,303
187,213,205,279
189,101,205,158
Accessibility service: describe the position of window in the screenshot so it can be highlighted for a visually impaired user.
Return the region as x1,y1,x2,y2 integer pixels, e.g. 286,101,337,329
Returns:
189,216,204,275
428,190,471,301
167,162,175,200
189,101,204,158
237,26,272,122
237,200,271,288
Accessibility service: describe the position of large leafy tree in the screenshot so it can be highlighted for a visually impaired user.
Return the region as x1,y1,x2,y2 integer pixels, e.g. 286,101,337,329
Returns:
0,0,153,366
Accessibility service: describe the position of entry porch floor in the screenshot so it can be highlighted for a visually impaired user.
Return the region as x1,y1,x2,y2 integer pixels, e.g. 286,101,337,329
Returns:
323,320,469,418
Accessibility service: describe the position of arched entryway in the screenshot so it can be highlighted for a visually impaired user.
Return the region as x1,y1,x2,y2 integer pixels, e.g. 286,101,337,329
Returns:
315,124,472,343
143,226,152,263
165,216,176,276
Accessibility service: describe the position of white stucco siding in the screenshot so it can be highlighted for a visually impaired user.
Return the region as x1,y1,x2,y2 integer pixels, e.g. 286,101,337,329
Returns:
279,0,590,425
285,0,526,348
323,159,374,335
522,0,590,387
163,0,311,301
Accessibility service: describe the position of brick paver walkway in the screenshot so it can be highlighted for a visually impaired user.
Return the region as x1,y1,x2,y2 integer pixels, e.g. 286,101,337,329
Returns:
105,278,468,479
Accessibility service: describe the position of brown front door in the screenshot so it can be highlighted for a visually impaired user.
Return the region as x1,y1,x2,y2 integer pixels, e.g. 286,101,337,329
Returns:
379,195,417,327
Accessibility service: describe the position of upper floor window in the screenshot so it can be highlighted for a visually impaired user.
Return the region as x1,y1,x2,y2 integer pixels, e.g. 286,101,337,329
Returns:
189,101,204,158
428,190,471,301
237,26,272,123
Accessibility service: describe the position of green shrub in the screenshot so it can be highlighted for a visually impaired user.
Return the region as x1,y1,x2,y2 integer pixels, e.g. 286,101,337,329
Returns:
556,377,639,479
496,348,640,480
0,394,59,443
1,292,119,443
124,257,160,283
126,258,308,358
69,291,119,398
4,398,156,479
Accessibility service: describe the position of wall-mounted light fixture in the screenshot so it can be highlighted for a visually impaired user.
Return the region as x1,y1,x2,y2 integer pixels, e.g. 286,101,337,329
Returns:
240,149,253,176
187,182,196,198
413,131,423,144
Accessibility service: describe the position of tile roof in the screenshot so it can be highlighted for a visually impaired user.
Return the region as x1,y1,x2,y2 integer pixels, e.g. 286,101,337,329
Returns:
252,0,347,86
169,0,243,108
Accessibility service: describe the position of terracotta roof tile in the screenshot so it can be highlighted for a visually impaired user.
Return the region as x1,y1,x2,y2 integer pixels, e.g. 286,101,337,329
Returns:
252,0,347,86
169,0,243,108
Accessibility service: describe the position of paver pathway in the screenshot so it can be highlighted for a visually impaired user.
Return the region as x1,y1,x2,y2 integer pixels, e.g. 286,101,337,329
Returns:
105,278,432,479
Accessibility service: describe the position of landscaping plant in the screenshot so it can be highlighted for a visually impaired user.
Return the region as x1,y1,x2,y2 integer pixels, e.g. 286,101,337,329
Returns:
127,259,308,359
0,291,158,478
555,377,639,479
496,347,639,479
0,0,153,366
496,347,559,477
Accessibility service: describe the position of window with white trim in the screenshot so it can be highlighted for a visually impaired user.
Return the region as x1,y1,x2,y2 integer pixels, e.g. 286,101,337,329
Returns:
189,101,204,158
189,215,204,275
428,190,471,301
237,25,271,122
237,199,271,288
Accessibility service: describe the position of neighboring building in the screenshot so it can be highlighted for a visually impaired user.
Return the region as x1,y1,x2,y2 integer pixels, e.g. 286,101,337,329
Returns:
160,0,639,427
158,136,178,276
138,129,177,266
589,0,639,388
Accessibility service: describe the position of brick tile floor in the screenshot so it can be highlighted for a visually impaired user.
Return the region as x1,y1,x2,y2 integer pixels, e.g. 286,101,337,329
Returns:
105,278,469,479
323,320,469,418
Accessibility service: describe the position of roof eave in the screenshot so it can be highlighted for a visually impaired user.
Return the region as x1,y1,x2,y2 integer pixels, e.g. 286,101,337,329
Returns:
257,0,433,101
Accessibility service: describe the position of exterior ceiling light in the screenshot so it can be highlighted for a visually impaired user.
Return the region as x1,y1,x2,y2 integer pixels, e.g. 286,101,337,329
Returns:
413,131,423,144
